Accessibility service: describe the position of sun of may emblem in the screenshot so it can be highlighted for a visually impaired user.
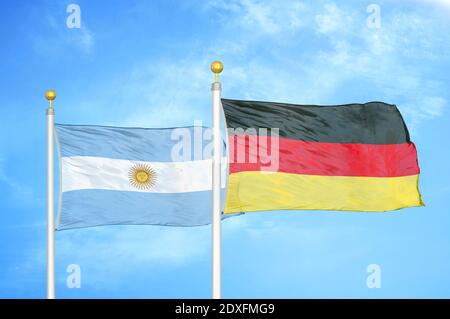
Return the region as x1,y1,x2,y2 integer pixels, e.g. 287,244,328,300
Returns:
129,163,156,190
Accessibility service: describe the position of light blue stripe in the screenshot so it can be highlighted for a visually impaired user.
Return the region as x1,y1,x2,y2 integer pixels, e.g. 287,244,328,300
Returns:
55,124,219,162
58,189,237,230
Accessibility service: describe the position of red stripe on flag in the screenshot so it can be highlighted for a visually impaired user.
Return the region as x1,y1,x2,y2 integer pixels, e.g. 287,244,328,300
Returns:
228,135,420,177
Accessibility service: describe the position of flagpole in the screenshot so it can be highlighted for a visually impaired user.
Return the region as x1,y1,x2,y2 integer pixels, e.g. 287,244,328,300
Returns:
45,90,56,299
211,61,223,299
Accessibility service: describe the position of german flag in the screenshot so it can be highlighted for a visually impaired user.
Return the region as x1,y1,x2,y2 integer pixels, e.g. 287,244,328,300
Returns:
222,99,423,214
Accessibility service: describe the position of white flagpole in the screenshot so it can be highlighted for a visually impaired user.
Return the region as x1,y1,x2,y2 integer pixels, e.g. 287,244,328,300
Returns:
45,90,56,299
211,61,223,299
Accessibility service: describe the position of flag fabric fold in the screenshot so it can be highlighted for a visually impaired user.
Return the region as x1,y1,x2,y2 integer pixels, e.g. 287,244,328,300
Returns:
222,99,423,213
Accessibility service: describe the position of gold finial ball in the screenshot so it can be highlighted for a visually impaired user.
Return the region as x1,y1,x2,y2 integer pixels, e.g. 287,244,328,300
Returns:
45,90,56,101
211,61,223,74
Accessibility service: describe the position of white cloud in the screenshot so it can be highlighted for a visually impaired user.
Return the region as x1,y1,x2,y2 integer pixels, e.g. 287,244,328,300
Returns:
0,156,38,207
75,27,94,53
32,14,94,56
423,97,447,117
121,58,213,127
315,3,352,34
402,96,447,128
206,0,306,36
418,0,450,8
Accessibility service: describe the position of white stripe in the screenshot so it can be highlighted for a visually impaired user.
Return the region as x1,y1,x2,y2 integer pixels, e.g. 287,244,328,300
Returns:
61,156,227,193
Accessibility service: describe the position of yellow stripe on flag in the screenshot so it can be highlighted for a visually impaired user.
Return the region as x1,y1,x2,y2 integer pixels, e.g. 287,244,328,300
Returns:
224,172,423,213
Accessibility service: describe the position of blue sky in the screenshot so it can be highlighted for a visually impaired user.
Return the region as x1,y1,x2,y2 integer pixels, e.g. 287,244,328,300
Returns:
1,0,450,298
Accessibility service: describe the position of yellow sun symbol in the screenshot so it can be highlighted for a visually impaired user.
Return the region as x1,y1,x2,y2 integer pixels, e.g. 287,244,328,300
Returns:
129,164,156,190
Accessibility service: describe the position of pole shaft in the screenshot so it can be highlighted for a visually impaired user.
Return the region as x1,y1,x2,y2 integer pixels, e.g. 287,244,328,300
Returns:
46,108,55,299
211,81,222,299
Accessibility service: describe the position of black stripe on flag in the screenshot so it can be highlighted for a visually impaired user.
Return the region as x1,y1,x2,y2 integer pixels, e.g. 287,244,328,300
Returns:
222,99,410,144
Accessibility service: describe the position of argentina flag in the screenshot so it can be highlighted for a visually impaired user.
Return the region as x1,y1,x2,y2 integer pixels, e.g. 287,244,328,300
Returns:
55,124,229,230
